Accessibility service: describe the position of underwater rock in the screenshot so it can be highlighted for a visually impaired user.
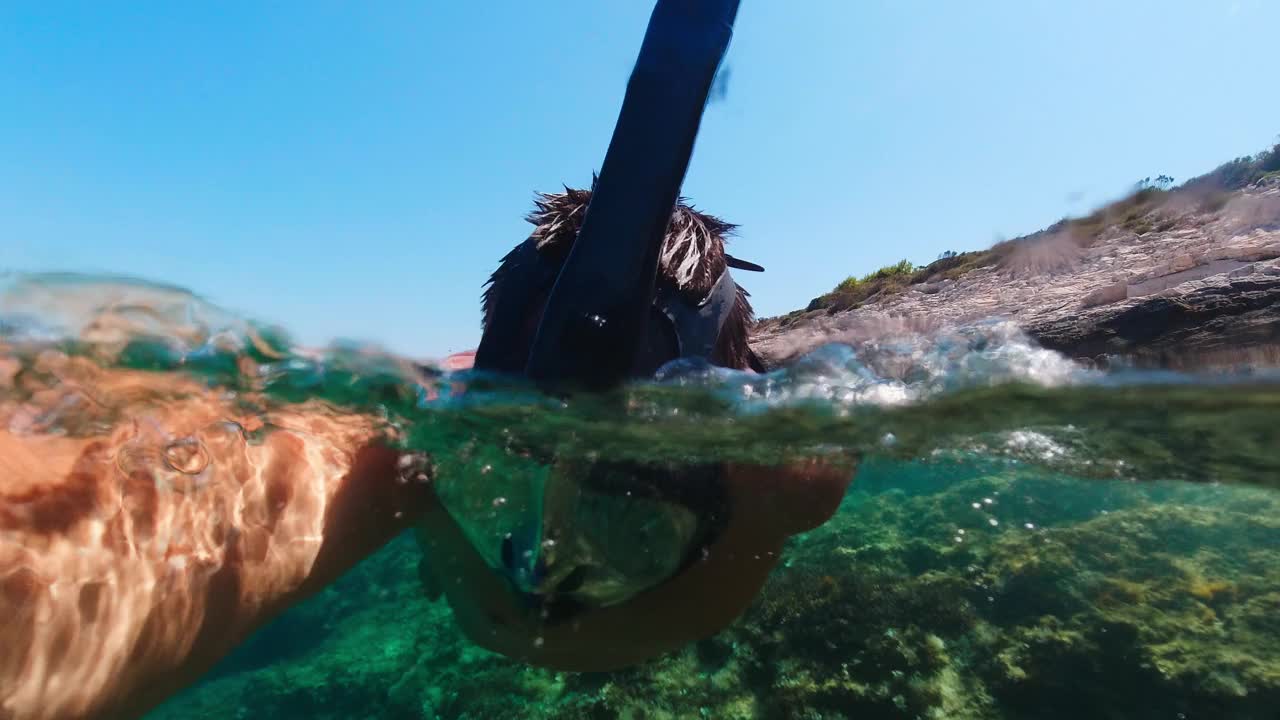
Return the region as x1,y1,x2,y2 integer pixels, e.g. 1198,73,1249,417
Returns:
147,460,1280,720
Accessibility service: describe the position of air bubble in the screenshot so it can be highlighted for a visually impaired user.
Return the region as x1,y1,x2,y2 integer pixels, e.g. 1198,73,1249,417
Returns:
396,453,434,486
163,437,209,475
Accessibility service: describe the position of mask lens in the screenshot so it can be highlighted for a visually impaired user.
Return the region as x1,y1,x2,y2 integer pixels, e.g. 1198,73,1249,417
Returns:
536,462,701,607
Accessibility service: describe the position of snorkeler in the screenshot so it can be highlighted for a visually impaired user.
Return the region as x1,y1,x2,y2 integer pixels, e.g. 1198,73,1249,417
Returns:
0,206,855,719
415,187,855,671
0,316,851,720
0,184,850,720
412,0,853,667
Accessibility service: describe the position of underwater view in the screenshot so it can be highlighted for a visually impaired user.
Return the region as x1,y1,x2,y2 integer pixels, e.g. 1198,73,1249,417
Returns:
155,467,1280,720
1,273,1277,719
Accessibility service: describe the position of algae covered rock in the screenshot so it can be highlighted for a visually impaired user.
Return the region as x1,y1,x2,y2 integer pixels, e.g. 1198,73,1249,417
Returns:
149,457,1280,720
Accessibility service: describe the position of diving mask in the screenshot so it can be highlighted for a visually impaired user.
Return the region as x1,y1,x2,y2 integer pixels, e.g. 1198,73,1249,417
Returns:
487,460,729,617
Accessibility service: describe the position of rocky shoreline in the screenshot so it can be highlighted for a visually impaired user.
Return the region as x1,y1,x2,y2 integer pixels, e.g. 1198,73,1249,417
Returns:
751,181,1280,371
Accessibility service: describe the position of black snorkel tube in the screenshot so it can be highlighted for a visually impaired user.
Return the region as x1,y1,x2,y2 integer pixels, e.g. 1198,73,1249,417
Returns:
456,0,743,610
522,0,741,391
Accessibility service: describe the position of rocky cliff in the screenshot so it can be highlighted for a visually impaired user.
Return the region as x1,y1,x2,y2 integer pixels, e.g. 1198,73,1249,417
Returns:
751,178,1280,370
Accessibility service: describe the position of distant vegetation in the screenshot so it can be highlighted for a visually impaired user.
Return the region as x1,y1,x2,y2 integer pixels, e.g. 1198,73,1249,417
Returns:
1184,139,1280,192
833,259,915,293
782,138,1280,319
811,259,919,312
806,255,978,314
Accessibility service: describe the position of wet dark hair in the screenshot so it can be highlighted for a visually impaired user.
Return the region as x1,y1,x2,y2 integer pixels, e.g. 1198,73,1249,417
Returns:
480,186,765,375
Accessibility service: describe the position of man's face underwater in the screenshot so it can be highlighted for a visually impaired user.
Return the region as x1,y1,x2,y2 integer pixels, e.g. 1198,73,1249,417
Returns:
433,291,729,616
499,461,718,612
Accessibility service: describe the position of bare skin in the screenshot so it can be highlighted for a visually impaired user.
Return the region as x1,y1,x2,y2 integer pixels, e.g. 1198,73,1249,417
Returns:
0,353,431,720
0,350,852,719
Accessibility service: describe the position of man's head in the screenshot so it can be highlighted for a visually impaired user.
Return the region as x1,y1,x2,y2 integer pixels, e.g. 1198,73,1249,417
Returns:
474,186,765,378
439,188,767,614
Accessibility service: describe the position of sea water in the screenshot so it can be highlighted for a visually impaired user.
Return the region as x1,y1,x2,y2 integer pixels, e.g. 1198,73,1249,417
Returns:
2,272,1278,719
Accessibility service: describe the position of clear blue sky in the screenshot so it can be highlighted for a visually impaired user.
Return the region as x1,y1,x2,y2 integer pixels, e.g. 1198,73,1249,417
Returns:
3,1,1278,358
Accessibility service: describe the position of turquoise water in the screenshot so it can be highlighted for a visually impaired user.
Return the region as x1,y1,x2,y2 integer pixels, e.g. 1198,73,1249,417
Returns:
156,460,1280,719
3,272,1279,719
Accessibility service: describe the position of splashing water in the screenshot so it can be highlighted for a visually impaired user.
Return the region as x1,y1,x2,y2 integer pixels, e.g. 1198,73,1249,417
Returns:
2,272,1279,719
4,272,1274,485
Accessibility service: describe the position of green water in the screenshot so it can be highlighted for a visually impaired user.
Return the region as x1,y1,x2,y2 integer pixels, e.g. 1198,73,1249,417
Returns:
152,459,1280,720
4,273,1280,718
